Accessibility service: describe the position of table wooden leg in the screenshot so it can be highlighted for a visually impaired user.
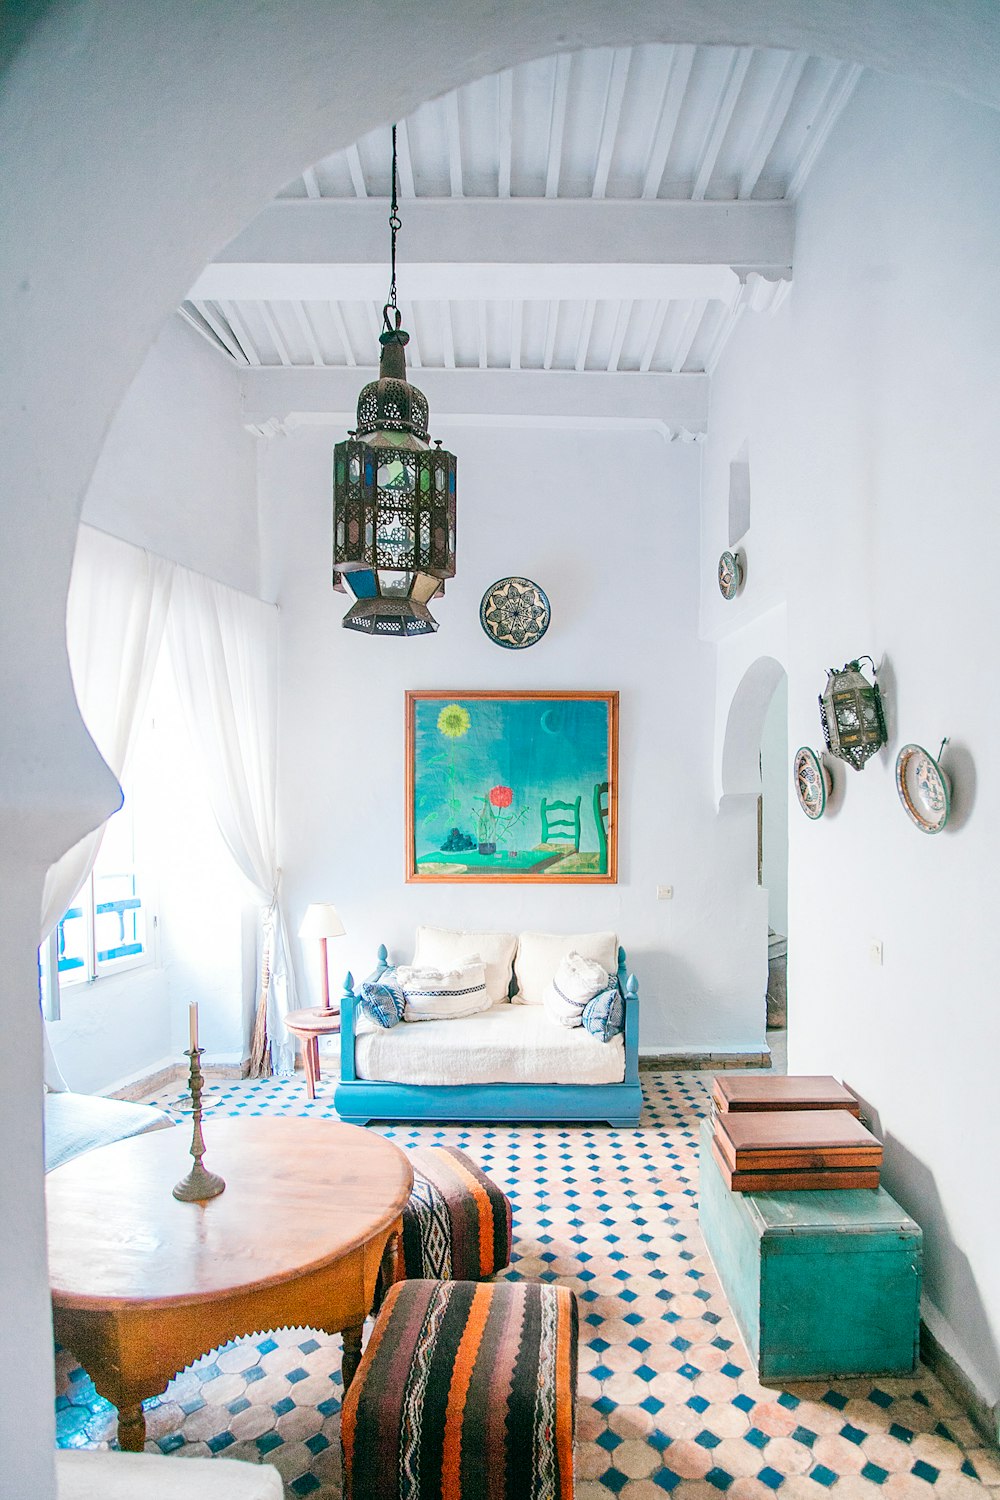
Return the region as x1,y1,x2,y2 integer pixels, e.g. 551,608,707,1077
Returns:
311,1035,322,1086
303,1035,318,1100
116,1401,147,1452
342,1322,363,1389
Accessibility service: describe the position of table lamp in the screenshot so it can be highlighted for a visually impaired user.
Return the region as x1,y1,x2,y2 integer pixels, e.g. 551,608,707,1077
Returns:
298,902,346,1010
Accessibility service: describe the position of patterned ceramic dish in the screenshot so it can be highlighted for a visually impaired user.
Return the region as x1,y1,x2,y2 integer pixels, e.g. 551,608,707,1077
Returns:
793,746,831,820
718,550,744,600
895,742,950,834
480,576,551,649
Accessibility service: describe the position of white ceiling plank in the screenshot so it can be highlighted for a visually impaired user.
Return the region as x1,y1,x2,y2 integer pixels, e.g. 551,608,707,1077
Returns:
786,61,864,199
328,301,358,367
592,47,632,199
671,299,708,372
574,299,597,372
291,301,325,367
692,47,754,201
364,301,383,357
441,301,456,369
498,69,513,198
542,302,558,370
345,143,368,199
302,166,321,201
477,303,488,369
242,365,710,439
510,300,523,371
258,302,294,366
638,299,670,371
642,44,696,199
738,52,809,199
606,299,632,372
181,302,242,362
177,303,236,361
197,200,794,300
545,52,572,199
395,118,416,197
446,91,464,197
219,300,261,366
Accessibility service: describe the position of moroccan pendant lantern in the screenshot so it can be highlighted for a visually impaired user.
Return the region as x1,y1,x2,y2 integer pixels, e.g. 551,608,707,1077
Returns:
818,657,887,770
332,127,457,636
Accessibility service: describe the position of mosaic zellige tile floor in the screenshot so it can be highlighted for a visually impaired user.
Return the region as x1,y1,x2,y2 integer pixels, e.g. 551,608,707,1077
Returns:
55,1072,1000,1499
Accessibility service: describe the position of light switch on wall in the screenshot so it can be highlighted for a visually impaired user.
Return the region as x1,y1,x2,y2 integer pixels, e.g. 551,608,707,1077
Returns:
657,885,673,901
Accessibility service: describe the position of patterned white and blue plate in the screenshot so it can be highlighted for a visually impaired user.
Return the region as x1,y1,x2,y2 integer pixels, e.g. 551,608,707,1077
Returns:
480,576,551,649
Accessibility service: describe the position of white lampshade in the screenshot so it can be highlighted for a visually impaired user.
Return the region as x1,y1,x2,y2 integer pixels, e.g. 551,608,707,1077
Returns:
298,903,346,940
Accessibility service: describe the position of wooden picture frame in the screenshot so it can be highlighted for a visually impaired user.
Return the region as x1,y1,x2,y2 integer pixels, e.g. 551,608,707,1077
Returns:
405,690,618,883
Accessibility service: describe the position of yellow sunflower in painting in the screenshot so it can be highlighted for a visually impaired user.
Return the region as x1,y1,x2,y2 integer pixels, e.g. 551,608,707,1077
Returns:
437,703,471,739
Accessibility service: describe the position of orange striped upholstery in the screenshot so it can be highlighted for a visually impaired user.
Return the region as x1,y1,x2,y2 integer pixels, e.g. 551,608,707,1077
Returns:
342,1278,578,1500
388,1145,512,1290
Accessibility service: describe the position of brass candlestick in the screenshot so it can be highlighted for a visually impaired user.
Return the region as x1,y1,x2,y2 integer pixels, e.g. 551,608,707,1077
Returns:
173,1047,226,1202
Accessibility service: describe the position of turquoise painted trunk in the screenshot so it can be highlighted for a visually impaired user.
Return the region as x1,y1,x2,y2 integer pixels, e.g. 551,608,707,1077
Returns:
698,1117,922,1381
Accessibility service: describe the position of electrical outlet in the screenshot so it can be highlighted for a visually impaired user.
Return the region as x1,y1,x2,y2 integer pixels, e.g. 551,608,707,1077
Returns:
657,885,673,901
870,939,883,967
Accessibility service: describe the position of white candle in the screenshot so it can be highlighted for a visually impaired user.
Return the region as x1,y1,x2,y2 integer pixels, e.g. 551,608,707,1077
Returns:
189,1002,199,1053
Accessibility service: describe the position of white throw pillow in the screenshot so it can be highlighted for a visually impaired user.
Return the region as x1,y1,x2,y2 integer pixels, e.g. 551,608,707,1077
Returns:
544,950,611,1028
413,926,518,1005
513,930,618,1005
395,960,491,1022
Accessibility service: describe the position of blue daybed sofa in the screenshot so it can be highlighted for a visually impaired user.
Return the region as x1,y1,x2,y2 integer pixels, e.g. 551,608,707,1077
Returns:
334,932,641,1126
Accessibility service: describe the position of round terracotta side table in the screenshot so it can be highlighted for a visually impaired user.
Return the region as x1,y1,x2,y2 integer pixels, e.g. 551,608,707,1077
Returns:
284,1006,341,1099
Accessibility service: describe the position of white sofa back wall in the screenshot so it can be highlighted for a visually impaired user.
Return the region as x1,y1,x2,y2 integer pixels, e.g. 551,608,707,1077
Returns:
701,72,1000,1414
259,424,769,1056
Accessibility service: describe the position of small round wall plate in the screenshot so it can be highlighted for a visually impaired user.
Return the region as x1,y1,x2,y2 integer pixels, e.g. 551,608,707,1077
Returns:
793,746,831,820
480,576,550,649
718,549,744,600
895,743,950,834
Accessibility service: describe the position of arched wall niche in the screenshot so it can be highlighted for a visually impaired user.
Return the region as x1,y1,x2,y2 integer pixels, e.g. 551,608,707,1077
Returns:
721,655,788,801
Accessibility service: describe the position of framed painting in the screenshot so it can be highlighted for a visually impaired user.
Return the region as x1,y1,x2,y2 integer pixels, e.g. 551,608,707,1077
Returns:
406,690,618,883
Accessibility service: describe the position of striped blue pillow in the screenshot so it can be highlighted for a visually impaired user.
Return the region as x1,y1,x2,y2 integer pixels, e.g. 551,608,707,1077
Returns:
359,966,406,1028
581,985,624,1043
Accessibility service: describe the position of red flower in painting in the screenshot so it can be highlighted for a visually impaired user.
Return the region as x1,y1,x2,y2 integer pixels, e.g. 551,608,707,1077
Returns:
489,785,513,809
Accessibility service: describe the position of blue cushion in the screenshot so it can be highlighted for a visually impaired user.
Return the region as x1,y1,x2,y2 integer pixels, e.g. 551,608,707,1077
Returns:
360,966,406,1028
581,985,624,1042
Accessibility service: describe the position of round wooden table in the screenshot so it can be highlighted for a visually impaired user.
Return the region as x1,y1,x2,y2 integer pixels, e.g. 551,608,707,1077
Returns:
47,1118,412,1452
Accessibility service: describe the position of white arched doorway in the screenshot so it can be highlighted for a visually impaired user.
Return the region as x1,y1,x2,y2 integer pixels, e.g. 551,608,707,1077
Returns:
720,654,789,1044
5,6,1000,1493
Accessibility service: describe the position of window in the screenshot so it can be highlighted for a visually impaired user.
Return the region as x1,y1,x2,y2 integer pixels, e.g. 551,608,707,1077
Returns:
40,776,156,1018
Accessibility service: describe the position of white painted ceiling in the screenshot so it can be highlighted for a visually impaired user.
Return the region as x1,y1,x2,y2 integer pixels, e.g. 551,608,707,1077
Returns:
181,43,861,422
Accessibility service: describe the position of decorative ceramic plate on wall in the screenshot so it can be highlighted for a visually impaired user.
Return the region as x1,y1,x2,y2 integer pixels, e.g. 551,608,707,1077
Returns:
895,743,950,834
793,746,831,820
718,550,744,600
480,576,551,649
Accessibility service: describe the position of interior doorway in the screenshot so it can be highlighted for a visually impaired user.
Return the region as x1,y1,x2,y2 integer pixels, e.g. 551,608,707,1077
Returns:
758,675,789,1031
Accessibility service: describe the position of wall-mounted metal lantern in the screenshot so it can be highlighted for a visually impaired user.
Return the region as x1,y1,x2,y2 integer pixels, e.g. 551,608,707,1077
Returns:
818,657,887,770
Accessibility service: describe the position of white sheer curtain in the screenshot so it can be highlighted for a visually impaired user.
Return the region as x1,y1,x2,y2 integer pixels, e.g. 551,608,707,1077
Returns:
167,567,295,1075
40,526,173,941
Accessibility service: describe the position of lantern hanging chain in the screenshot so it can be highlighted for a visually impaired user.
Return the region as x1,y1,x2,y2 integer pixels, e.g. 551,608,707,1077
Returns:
384,124,403,338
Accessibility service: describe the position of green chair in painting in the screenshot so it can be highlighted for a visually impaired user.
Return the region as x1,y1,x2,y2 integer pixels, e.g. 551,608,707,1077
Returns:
593,781,610,872
540,796,581,852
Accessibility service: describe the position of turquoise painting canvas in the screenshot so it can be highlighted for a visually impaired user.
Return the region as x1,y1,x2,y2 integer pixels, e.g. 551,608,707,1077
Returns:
406,691,618,882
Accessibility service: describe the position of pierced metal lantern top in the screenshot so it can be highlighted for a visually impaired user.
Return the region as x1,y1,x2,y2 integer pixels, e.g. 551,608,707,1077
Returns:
354,323,429,443
818,657,887,771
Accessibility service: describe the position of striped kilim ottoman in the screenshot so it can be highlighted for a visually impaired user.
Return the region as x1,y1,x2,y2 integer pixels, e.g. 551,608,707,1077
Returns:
342,1278,578,1500
391,1145,513,1286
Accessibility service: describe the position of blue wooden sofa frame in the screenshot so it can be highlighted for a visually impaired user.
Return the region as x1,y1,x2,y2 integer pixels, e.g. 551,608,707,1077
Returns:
334,944,642,1126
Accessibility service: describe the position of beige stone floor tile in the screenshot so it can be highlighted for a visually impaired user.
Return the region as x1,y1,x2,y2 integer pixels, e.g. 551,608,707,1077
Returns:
658,1438,715,1478
613,1437,663,1479
810,1432,870,1474
228,1404,277,1442
275,1405,324,1443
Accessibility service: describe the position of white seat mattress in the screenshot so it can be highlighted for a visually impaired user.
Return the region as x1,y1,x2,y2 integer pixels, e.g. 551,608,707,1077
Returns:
355,1001,625,1087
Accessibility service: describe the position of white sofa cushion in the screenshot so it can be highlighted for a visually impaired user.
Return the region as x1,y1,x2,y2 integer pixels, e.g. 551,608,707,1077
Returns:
413,925,518,1005
356,1001,625,1086
56,1449,282,1499
513,930,618,1005
544,950,611,1028
396,960,491,1022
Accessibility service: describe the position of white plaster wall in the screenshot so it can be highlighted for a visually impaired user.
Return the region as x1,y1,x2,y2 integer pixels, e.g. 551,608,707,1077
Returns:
703,72,1000,1410
259,423,765,1054
760,674,789,937
83,317,259,595
4,7,1000,1492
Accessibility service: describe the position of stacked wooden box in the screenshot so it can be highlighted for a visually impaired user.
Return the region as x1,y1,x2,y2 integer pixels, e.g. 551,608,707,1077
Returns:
711,1074,883,1191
